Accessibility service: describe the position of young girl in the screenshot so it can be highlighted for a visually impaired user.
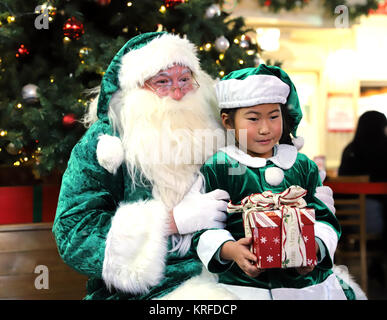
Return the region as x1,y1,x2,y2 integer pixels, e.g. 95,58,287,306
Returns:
192,65,358,299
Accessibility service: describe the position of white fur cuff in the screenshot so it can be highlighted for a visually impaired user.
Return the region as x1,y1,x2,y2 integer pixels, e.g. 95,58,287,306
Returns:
102,199,169,294
96,134,124,174
314,221,339,263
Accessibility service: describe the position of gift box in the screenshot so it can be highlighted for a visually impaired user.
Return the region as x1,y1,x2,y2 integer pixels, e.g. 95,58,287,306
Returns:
228,185,317,269
0,185,60,225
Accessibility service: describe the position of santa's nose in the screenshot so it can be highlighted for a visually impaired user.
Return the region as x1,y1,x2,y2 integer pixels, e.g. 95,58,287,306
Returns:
169,87,184,101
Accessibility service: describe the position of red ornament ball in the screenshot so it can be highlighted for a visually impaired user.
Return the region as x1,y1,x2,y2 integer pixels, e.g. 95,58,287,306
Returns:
62,113,77,127
96,0,111,5
16,44,30,58
165,0,185,8
63,17,84,40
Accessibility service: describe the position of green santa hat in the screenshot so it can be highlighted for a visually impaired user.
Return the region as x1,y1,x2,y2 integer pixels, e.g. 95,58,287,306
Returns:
94,32,203,174
215,65,304,149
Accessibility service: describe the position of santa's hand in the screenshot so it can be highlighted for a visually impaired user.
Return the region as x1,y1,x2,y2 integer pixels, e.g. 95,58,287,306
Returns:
173,185,229,235
314,170,336,215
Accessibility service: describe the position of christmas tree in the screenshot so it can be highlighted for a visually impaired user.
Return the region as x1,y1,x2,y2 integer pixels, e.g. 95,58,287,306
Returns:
0,0,259,178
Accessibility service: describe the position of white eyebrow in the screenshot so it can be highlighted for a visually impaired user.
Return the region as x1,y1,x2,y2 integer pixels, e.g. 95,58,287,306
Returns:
154,68,191,78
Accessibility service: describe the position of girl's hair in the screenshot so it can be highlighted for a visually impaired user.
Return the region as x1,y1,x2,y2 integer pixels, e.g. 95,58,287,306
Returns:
220,104,295,145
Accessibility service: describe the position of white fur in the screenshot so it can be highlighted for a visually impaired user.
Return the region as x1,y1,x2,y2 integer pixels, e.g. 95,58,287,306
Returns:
216,74,290,109
102,199,169,294
159,268,239,300
292,136,304,151
96,134,124,174
332,265,367,300
119,34,201,91
265,167,285,186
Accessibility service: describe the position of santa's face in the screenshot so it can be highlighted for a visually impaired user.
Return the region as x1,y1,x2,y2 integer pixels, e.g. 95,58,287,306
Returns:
143,65,198,101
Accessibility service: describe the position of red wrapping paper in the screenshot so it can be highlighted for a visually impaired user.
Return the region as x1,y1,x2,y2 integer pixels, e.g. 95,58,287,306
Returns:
246,208,317,269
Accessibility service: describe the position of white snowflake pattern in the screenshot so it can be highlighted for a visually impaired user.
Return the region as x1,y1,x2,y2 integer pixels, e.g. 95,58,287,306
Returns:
260,236,267,244
303,235,309,243
267,255,274,263
273,237,280,244
307,259,314,265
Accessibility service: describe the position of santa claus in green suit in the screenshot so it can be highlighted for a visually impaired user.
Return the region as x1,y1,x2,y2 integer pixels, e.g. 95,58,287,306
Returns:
53,32,365,300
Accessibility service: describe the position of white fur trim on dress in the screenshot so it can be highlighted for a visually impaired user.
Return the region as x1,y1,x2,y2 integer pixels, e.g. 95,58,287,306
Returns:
96,134,124,174
159,268,239,300
102,199,169,294
333,265,367,300
119,34,201,91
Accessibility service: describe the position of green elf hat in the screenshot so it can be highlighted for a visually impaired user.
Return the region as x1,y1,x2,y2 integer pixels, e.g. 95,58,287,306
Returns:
215,64,303,139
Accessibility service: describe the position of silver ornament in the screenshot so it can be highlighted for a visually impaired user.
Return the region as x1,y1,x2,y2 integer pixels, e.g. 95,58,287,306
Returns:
205,4,221,18
21,84,39,104
240,39,250,49
215,36,230,52
6,142,19,155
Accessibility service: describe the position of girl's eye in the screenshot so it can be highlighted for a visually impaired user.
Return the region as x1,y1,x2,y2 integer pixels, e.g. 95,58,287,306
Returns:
271,115,279,120
248,118,258,121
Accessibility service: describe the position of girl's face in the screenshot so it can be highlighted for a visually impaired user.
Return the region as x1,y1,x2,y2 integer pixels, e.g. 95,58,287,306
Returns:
222,103,283,159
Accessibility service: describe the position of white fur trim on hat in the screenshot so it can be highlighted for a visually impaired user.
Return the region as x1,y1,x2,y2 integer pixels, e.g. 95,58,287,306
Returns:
119,34,201,91
215,74,290,109
96,134,124,174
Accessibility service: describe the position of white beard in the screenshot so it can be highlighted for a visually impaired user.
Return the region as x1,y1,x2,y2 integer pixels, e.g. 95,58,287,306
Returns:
110,73,225,254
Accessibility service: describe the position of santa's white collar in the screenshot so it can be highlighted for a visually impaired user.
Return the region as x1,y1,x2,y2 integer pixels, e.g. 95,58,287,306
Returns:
219,144,297,169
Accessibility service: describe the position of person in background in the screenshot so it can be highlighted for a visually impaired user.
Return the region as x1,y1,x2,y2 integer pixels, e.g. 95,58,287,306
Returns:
338,110,387,284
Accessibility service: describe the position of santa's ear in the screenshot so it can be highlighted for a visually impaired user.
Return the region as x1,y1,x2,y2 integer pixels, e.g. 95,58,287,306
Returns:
96,134,124,174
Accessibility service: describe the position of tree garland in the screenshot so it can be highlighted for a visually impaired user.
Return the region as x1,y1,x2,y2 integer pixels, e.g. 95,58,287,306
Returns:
257,0,380,20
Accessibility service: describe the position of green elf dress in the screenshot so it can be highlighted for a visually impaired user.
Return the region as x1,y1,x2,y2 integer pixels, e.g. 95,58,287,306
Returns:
192,66,358,299
52,32,231,300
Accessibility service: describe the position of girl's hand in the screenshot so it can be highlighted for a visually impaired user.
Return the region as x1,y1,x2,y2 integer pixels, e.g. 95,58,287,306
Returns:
220,237,264,278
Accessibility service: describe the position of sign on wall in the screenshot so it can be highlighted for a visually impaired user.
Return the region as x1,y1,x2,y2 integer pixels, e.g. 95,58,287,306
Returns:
326,93,355,132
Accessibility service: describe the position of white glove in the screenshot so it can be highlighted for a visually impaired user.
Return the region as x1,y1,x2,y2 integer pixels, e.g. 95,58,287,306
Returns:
314,170,336,215
173,176,230,235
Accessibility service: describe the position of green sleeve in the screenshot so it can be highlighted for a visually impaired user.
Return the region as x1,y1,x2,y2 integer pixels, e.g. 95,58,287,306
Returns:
52,121,124,278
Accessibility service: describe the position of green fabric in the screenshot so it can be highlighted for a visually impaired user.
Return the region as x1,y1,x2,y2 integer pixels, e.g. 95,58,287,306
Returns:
53,120,203,299
97,32,167,120
193,148,342,290
221,65,302,137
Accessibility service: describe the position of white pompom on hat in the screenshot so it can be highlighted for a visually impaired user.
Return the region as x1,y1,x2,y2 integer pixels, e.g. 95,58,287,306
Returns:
96,134,124,174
